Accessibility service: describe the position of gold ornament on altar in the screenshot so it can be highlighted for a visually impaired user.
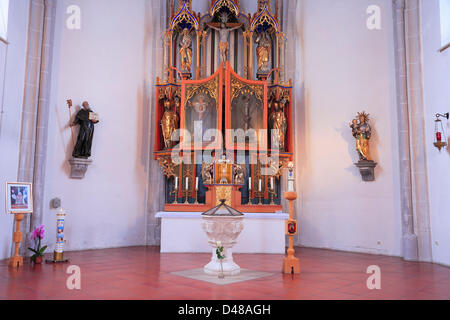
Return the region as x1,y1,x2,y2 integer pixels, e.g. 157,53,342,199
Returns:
158,156,177,178
179,28,193,72
216,153,233,184
215,186,233,206
160,93,179,150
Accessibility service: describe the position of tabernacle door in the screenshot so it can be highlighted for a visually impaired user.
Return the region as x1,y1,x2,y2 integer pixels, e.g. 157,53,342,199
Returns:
180,65,223,151
225,62,268,151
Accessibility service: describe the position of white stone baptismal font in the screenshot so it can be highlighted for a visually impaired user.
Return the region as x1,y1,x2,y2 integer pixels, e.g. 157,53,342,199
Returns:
201,200,244,276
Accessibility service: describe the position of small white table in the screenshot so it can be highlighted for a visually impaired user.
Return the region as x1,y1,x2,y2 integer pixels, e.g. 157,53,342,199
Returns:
156,211,289,254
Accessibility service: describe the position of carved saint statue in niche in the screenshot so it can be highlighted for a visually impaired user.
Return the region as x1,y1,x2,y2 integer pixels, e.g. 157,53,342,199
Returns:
179,28,193,72
161,94,179,150
269,98,287,151
233,164,246,185
350,112,372,161
208,14,242,64
255,31,271,72
201,162,214,185
71,101,99,159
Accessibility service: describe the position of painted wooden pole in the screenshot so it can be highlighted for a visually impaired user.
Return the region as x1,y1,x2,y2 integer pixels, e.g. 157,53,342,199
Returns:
283,163,300,274
9,214,25,268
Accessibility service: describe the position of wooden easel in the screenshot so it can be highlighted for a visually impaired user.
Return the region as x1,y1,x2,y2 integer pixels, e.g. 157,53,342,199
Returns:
9,214,25,268
282,191,300,274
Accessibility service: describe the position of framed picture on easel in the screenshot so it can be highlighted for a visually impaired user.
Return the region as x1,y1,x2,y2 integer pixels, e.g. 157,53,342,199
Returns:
5,182,33,214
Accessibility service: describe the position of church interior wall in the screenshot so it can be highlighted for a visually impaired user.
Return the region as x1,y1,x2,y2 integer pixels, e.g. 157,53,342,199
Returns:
420,0,450,266
42,0,150,252
296,0,403,256
0,0,30,260
1,0,447,263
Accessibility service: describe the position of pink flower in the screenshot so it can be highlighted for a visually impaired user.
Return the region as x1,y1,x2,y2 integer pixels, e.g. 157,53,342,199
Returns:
31,225,45,240
31,228,39,240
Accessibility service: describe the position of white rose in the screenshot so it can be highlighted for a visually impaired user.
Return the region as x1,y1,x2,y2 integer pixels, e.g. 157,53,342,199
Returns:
216,241,222,247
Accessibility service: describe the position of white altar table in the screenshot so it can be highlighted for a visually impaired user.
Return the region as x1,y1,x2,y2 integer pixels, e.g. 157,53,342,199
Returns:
155,212,289,254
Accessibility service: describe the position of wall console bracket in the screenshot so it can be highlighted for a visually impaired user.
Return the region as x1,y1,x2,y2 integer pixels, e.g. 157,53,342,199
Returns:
68,158,93,179
355,160,377,182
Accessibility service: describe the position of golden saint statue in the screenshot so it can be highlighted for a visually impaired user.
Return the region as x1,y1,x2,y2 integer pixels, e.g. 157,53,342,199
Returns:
269,99,287,150
161,96,179,150
201,162,214,185
255,31,271,72
350,112,372,161
179,28,192,72
233,164,246,185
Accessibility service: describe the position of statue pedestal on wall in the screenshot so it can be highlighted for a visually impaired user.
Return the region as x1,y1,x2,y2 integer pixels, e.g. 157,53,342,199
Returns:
355,160,377,182
68,158,92,179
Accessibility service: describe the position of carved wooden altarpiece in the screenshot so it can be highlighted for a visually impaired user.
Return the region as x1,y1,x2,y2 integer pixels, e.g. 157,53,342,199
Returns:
154,0,293,213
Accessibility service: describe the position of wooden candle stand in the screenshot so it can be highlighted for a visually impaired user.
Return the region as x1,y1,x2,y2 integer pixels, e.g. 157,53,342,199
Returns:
9,214,25,268
282,191,300,274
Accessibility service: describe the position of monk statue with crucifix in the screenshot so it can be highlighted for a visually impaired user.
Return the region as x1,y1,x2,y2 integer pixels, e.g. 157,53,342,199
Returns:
208,14,242,64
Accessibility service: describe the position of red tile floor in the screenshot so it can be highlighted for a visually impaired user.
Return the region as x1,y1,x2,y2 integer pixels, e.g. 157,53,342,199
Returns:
0,246,449,300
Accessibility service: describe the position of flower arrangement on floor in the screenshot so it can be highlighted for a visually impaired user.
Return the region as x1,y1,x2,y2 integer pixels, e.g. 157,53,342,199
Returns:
28,225,47,264
216,241,225,279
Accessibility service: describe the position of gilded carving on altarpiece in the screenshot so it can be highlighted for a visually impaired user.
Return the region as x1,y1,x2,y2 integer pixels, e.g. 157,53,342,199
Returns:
185,76,219,107
230,77,264,102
